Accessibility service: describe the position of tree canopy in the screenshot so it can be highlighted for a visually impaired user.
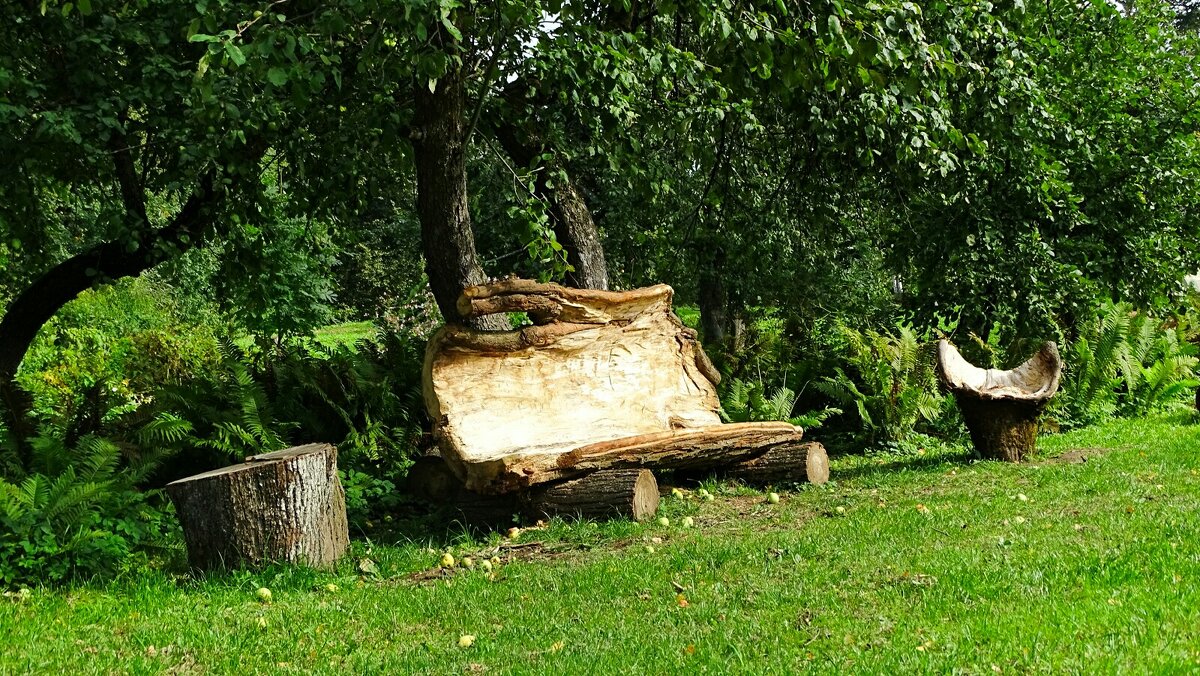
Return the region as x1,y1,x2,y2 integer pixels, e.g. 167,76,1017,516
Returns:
2,0,1199,390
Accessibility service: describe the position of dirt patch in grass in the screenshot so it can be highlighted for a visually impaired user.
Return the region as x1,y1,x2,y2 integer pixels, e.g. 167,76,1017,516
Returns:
1040,446,1125,465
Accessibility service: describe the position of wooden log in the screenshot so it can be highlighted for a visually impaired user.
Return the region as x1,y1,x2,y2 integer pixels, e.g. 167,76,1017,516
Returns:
524,469,659,522
408,457,658,526
463,423,805,494
166,444,348,571
457,280,673,325
718,442,830,485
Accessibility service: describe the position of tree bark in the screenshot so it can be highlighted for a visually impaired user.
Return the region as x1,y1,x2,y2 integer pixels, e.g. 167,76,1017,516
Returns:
715,441,830,485
412,68,508,330
166,444,349,571
525,468,659,522
954,395,1043,462
492,121,609,290
698,251,729,345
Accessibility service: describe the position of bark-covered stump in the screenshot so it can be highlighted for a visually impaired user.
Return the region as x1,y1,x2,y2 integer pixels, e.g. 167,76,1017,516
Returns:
166,444,349,571
525,469,659,522
937,340,1062,462
953,396,1043,463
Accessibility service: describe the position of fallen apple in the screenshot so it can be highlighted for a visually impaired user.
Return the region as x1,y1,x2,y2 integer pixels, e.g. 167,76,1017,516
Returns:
440,552,456,568
767,492,780,504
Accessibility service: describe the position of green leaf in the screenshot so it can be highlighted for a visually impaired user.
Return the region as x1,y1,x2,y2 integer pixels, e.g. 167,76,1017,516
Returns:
267,67,289,86
440,16,463,42
224,42,247,67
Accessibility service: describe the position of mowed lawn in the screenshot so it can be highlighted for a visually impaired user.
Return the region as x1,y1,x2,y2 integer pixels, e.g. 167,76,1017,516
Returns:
4,416,1200,674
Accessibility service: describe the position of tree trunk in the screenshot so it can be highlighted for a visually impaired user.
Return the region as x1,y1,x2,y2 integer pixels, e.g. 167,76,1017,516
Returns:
955,395,1043,462
492,123,609,289
548,177,609,290
698,258,728,345
412,68,508,330
166,444,349,571
525,468,659,522
717,442,830,485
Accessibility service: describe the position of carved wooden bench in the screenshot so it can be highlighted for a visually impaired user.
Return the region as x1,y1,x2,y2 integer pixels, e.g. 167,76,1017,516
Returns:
420,279,829,522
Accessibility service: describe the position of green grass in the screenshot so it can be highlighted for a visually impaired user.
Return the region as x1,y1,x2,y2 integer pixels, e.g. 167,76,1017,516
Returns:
311,321,377,348
5,416,1200,673
233,321,378,351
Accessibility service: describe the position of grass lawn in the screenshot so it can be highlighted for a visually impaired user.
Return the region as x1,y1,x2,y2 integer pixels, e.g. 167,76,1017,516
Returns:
312,321,377,348
233,321,378,352
4,415,1200,673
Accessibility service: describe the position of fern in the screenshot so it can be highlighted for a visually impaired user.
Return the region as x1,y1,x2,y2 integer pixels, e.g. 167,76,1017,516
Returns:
815,323,943,445
1057,302,1199,427
0,431,172,586
720,378,839,430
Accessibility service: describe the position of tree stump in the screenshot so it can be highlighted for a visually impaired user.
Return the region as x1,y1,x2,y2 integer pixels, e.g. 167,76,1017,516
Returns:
719,442,830,485
937,340,1062,462
524,469,660,522
953,396,1043,463
166,444,349,571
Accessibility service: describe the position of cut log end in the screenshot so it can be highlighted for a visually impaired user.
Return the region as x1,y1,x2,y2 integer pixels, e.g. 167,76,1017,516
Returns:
526,468,660,522
166,444,349,571
714,442,830,486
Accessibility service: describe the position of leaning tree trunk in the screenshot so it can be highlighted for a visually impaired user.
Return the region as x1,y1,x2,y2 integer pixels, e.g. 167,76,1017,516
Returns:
493,122,609,290
547,177,608,290
0,174,220,459
166,444,349,571
412,66,508,330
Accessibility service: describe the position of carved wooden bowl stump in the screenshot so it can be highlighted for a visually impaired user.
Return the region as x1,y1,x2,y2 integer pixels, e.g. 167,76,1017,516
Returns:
937,340,1062,462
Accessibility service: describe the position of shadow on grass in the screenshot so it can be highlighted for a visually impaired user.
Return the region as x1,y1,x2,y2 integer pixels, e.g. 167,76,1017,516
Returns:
831,447,977,483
